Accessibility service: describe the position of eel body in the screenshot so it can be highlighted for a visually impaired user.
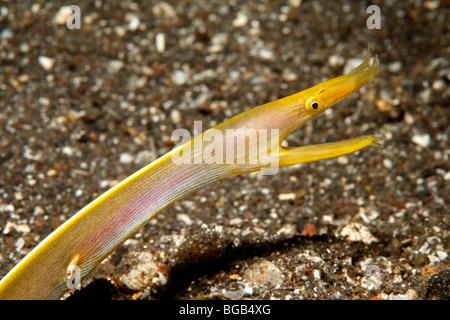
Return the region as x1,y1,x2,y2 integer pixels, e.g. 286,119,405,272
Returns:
0,50,380,299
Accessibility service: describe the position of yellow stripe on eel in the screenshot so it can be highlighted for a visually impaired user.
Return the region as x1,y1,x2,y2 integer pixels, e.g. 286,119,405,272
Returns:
0,49,381,299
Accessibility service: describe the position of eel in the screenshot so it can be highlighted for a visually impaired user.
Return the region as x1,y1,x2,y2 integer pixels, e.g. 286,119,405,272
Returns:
0,50,380,299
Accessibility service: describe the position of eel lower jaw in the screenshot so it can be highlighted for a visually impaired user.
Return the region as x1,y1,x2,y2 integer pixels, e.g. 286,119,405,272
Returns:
275,135,383,168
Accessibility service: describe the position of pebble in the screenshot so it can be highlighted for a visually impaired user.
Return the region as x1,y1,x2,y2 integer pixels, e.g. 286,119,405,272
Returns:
221,289,245,300
383,158,393,169
441,68,450,82
244,261,284,287
278,193,296,200
282,68,298,82
118,252,159,291
170,109,181,123
431,79,445,91
14,223,31,234
182,200,195,210
258,48,274,60
418,242,430,254
243,282,253,295
119,152,135,164
412,133,430,148
233,12,249,28
107,60,124,73
388,293,410,300
125,13,140,31
0,204,14,213
3,221,31,234
313,269,321,280
62,146,74,157
436,250,448,261
0,28,13,39
171,70,188,85
172,234,186,247
0,6,7,16
54,6,73,25
419,87,432,103
38,56,55,71
229,217,242,226
15,237,25,251
428,250,448,263
339,222,379,244
176,213,193,226
276,224,296,238
288,0,302,7
134,150,156,166
328,54,345,67
33,206,45,215
404,112,415,124
337,156,349,165
155,33,166,53
444,171,450,181
152,2,177,19
45,169,57,178
423,0,439,10
114,26,126,37
2,221,15,234
388,61,402,73
14,192,23,200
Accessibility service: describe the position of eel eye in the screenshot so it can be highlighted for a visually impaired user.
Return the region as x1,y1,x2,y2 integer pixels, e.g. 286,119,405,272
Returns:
305,97,323,114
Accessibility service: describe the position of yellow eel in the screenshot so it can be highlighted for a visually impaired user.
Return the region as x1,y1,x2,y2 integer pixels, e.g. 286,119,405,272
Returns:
0,50,380,299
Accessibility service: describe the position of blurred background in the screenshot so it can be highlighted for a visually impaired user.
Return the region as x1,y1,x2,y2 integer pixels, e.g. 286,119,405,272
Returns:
0,0,448,300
